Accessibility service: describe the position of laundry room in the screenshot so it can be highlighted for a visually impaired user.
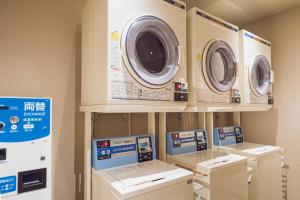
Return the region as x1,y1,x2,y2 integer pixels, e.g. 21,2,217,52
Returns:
0,0,299,200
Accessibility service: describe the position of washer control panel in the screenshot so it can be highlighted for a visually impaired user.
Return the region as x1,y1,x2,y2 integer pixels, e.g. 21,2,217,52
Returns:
92,135,156,170
234,127,244,144
137,136,153,162
195,130,208,151
167,129,207,155
214,126,244,146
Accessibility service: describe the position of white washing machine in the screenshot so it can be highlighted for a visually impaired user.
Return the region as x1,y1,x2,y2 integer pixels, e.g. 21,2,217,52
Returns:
214,126,282,200
92,135,194,200
187,8,241,106
166,130,248,200
239,30,274,105
81,0,188,111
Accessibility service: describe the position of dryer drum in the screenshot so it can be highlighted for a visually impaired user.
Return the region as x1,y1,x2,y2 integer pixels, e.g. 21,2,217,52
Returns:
249,55,271,96
123,15,180,87
204,40,237,93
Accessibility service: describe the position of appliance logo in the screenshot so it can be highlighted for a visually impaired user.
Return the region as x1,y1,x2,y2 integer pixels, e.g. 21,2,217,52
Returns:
163,0,185,10
244,32,271,46
196,11,238,32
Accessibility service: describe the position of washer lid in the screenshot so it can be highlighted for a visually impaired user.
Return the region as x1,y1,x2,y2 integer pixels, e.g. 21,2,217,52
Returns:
123,15,180,87
203,40,237,93
103,160,193,198
169,149,247,173
223,143,281,158
249,55,271,96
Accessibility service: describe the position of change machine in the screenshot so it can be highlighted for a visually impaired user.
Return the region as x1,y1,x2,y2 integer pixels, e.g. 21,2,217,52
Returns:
214,126,282,200
0,97,52,200
166,130,248,200
92,134,194,200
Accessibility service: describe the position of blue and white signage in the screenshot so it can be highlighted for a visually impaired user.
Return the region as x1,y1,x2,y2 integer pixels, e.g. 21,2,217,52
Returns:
0,97,51,143
167,130,198,155
214,126,237,146
0,175,16,194
92,135,156,170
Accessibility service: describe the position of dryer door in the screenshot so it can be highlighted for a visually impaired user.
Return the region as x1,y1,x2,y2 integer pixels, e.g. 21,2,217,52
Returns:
122,16,180,88
249,55,271,96
203,40,237,93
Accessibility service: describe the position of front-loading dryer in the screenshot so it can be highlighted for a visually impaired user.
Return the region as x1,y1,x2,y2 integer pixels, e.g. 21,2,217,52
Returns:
187,8,241,107
239,30,274,105
81,0,188,111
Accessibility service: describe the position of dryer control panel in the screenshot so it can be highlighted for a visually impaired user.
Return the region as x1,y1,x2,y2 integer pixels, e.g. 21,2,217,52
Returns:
167,129,207,155
174,81,188,102
231,89,241,104
92,135,156,170
214,126,244,146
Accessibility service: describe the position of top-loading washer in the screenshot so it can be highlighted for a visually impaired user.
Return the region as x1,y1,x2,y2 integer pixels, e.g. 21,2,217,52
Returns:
81,0,188,111
187,8,241,106
214,126,282,200
92,134,194,200
166,129,248,200
239,30,274,105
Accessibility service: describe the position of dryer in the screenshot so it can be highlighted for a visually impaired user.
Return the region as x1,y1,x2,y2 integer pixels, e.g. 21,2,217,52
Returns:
92,135,194,200
214,126,282,200
239,30,274,105
187,8,241,106
81,0,188,111
166,130,248,200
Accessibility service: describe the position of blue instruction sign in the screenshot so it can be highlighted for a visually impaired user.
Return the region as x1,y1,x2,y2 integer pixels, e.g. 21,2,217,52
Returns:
0,97,51,142
0,176,16,194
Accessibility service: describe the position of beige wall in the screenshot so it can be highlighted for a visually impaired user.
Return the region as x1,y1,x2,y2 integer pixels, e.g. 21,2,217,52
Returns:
0,0,84,199
242,5,300,200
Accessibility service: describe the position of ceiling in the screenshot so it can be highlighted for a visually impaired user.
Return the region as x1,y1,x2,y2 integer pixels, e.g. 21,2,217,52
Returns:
182,0,300,26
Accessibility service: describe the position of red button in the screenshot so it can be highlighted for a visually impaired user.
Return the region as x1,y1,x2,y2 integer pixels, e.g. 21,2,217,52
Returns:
175,82,182,90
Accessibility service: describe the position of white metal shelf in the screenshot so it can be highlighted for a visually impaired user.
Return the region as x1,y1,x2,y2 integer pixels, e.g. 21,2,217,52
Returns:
185,104,272,112
80,104,272,114
80,104,186,113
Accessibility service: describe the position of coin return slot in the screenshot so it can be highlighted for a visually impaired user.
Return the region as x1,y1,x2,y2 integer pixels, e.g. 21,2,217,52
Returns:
0,148,6,161
0,106,9,110
18,168,47,193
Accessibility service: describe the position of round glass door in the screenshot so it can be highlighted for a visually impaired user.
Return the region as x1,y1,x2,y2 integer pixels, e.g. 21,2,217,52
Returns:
122,16,180,87
249,55,271,96
203,40,237,93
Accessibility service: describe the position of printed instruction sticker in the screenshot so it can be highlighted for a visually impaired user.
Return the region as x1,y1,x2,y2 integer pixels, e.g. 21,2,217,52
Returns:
111,31,123,81
111,31,120,41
